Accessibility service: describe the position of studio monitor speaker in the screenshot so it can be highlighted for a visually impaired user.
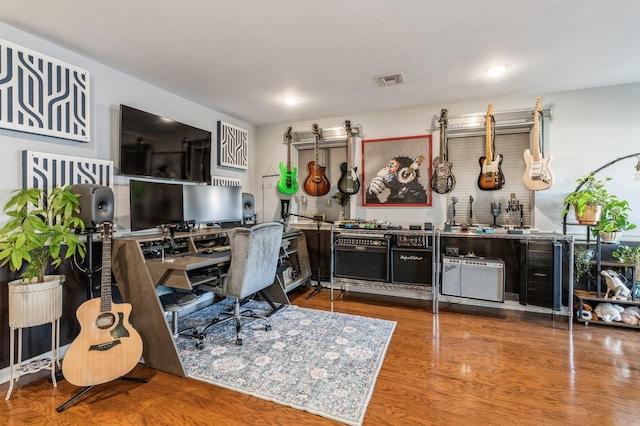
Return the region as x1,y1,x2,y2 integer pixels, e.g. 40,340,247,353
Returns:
242,192,255,220
71,184,114,228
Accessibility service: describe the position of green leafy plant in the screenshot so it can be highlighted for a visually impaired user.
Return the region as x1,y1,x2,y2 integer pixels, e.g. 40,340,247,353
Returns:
612,245,640,265
0,186,86,283
561,174,613,219
591,198,636,236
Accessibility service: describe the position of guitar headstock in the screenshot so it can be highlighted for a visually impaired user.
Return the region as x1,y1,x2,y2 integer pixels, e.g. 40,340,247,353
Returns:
486,104,494,118
439,108,448,125
311,123,320,136
285,126,292,141
99,221,113,241
534,96,542,117
345,120,352,132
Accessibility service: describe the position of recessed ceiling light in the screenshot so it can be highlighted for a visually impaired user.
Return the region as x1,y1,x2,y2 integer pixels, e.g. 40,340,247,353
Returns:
487,65,507,77
284,97,298,105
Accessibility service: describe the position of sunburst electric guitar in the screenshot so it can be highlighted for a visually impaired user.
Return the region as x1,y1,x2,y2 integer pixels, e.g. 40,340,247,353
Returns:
523,96,553,190
337,120,361,195
303,123,331,196
277,126,299,195
431,108,455,194
478,104,505,190
62,222,143,386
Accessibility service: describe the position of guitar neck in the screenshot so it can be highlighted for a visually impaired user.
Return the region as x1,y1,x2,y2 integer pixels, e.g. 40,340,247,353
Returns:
345,121,352,169
101,224,112,313
532,97,542,161
485,104,494,163
287,137,292,169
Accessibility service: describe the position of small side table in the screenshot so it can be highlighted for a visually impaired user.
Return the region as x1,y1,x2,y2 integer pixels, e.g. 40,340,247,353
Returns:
5,278,63,400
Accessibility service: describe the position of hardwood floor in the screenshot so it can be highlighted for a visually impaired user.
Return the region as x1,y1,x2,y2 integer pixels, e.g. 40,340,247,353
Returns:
2,286,640,425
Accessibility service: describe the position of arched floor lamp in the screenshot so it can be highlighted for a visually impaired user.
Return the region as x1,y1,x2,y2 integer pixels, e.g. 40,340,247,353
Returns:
562,152,640,235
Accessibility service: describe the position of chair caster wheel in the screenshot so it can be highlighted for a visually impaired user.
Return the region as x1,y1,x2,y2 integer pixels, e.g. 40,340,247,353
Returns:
236,338,243,346
197,333,205,341
196,342,205,350
265,324,272,331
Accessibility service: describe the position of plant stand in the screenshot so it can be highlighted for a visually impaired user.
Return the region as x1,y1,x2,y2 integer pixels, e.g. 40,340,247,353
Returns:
5,277,63,400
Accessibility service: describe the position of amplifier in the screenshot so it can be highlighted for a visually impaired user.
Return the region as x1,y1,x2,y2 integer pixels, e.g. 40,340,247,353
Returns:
334,235,390,281
391,248,431,285
140,237,190,258
442,257,505,302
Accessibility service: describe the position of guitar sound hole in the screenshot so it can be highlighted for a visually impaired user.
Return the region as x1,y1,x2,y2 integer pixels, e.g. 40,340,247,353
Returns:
96,312,116,329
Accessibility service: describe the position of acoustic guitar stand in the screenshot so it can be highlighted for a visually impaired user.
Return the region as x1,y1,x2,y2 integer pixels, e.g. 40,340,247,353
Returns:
57,226,148,413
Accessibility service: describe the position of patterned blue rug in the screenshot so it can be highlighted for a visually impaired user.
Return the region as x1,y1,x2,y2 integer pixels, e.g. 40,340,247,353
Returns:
176,300,396,425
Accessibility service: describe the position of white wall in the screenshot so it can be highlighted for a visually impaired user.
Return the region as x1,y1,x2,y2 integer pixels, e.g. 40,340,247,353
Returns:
255,84,640,240
0,22,254,233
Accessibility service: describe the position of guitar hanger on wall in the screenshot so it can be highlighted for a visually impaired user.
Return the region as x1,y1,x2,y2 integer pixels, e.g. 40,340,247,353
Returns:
430,105,553,138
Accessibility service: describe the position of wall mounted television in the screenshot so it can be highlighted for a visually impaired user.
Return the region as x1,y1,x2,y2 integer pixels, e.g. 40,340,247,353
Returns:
183,184,243,225
129,179,184,231
119,105,212,183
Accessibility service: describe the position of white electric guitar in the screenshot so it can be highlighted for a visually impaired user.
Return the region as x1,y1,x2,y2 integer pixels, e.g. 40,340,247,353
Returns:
523,96,553,190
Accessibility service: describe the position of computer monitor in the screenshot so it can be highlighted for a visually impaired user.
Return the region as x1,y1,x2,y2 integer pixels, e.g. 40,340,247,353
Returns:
182,184,243,225
129,179,184,231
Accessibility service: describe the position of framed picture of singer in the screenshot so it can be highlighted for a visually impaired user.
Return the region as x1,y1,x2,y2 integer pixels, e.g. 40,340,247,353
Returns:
362,134,432,207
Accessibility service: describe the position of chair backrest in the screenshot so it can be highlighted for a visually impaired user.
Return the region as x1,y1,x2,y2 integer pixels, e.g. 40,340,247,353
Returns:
224,221,284,299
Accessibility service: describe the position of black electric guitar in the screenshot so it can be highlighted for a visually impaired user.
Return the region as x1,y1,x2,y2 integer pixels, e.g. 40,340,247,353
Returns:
62,222,143,386
523,96,553,190
337,120,361,195
478,104,505,190
277,126,299,195
431,108,455,194
303,123,331,196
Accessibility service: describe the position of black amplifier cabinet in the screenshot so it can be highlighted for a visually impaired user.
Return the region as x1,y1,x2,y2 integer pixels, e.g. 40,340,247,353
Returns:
391,247,432,285
519,240,562,310
334,234,390,282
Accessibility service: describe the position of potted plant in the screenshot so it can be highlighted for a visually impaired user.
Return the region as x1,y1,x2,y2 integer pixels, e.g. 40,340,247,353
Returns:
0,186,86,327
562,174,613,225
591,198,636,242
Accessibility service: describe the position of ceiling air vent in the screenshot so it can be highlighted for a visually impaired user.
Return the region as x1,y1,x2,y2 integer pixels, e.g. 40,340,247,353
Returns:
375,73,405,87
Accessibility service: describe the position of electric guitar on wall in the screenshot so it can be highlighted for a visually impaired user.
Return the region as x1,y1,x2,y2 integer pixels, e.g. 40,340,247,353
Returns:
522,96,553,190
337,120,361,195
431,108,455,194
277,126,299,194
478,104,505,190
303,123,331,196
62,222,143,387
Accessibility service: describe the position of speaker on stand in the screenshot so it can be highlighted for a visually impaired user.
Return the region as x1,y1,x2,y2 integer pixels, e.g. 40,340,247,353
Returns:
71,184,114,300
242,192,256,225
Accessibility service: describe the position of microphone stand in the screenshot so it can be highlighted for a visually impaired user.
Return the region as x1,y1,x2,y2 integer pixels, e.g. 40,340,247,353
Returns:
287,213,334,300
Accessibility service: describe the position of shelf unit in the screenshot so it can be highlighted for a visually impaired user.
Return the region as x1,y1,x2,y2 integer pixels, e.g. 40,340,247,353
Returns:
571,223,640,329
278,231,312,293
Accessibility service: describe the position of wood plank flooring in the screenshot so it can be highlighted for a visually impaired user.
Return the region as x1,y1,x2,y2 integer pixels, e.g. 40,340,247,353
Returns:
2,286,640,425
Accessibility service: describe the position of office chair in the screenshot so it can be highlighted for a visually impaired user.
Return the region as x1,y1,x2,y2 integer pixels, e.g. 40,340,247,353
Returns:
198,221,284,346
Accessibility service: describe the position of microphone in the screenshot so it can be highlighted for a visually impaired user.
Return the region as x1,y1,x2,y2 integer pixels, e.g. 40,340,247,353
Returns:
451,197,458,225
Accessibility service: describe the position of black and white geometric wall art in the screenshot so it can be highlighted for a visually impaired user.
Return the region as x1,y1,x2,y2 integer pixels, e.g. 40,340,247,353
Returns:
23,151,113,190
217,120,248,170
0,39,90,142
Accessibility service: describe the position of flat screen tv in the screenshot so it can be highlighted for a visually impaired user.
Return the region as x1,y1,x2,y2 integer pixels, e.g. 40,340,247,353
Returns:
129,179,184,231
183,185,243,225
119,105,212,183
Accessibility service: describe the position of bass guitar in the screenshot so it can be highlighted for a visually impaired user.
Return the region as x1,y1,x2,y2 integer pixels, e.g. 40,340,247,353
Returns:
303,123,331,196
478,104,505,190
431,108,455,194
337,120,361,195
523,96,553,190
62,222,143,386
277,126,299,194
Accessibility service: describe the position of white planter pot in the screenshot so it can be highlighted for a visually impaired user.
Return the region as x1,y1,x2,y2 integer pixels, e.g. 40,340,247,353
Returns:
600,231,622,243
8,276,63,328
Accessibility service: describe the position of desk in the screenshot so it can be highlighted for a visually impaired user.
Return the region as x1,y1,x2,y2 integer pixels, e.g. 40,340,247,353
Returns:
112,228,306,377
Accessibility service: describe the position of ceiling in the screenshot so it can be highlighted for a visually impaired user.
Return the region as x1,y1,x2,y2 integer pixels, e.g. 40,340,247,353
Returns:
2,0,639,126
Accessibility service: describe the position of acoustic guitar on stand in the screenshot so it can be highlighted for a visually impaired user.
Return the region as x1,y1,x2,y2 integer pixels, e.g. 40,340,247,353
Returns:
277,126,299,195
303,123,331,196
522,96,553,190
477,104,505,190
62,222,143,386
431,108,455,194
337,120,361,195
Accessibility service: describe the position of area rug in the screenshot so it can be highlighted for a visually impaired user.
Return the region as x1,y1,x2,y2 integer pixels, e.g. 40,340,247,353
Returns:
175,300,396,425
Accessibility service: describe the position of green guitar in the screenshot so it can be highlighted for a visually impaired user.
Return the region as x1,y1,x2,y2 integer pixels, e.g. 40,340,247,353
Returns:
277,126,299,194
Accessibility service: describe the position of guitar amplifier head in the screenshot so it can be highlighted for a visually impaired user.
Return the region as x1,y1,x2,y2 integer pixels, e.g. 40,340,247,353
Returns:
396,233,429,249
